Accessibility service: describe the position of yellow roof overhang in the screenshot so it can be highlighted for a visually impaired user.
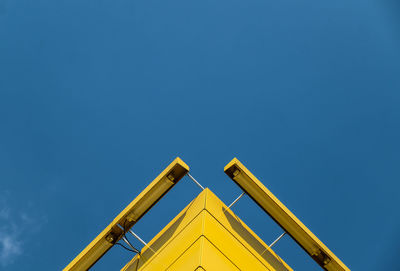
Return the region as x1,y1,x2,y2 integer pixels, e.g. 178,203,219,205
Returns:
224,158,350,271
64,157,189,271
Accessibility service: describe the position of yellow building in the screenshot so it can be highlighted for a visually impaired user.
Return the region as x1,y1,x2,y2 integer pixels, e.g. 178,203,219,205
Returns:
122,188,292,271
64,158,349,271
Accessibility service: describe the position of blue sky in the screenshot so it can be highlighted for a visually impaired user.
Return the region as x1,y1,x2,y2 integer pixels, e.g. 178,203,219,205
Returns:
1,0,400,270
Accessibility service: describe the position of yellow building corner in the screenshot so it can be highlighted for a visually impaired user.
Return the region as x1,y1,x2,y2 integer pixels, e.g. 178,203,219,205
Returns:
121,189,292,271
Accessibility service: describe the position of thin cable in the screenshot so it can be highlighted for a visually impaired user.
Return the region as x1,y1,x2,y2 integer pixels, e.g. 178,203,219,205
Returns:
116,222,141,255
115,242,139,254
135,255,140,271
228,192,245,209
122,236,140,253
269,232,286,248
187,173,205,190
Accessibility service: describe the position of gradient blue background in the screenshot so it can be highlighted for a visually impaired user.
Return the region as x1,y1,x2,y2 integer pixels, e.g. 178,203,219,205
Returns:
1,0,399,270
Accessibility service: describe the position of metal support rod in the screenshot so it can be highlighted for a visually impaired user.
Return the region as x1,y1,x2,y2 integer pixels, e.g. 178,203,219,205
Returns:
128,229,155,253
128,230,148,247
228,192,245,209
187,173,205,190
269,232,286,248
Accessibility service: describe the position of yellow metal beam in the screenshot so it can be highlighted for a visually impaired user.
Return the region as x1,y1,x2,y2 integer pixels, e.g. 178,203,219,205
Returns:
64,157,189,271
224,158,349,271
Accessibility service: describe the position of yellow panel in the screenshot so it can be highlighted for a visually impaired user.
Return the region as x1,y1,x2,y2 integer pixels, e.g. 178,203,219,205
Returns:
200,236,240,271
224,158,350,271
139,213,205,271
121,189,207,270
123,188,293,271
167,236,240,271
123,211,206,270
64,157,189,271
165,236,202,270
205,189,292,271
203,212,272,271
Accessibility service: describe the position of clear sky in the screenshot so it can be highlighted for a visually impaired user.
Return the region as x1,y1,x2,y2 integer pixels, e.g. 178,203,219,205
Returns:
1,0,400,270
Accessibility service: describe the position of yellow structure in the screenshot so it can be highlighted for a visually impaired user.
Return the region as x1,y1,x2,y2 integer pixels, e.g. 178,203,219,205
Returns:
64,158,189,271
122,188,292,271
224,158,349,271
64,157,349,271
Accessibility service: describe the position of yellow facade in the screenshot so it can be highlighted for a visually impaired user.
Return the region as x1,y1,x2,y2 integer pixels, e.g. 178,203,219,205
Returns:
121,189,292,271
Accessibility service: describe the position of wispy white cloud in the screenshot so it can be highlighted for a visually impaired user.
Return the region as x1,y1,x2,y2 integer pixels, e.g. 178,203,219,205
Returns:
0,205,20,266
0,232,21,266
0,192,45,266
